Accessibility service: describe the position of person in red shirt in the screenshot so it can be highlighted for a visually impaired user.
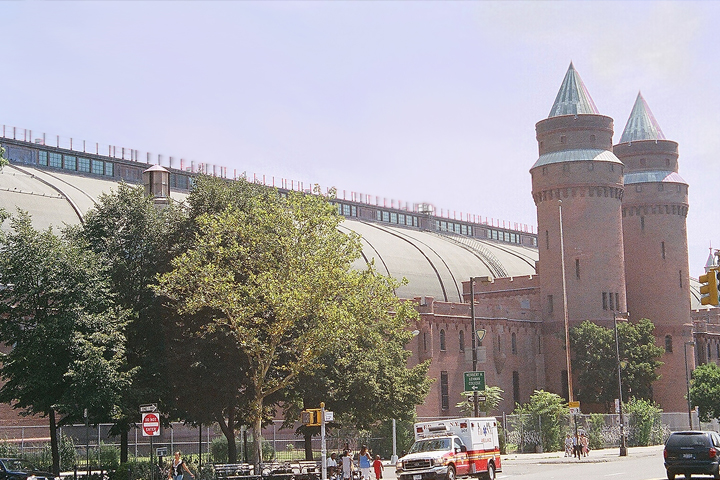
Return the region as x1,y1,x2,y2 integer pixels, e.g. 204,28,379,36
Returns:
372,455,383,480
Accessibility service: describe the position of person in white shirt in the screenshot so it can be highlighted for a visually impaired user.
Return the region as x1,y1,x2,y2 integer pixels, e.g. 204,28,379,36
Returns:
327,452,338,478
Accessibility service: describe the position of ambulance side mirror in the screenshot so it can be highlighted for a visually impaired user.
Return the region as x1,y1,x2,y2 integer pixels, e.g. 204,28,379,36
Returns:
456,446,467,453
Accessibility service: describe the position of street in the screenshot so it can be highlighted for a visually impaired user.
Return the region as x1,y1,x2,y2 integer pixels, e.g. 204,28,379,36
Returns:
384,445,670,480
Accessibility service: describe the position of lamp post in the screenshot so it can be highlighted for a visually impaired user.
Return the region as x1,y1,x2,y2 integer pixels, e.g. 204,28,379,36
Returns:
613,311,629,456
684,341,695,430
558,201,572,402
469,277,487,417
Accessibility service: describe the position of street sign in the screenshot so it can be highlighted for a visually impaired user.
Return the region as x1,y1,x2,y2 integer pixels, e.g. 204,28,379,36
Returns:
140,403,158,413
464,371,486,391
156,447,168,457
569,401,580,415
324,411,334,422
142,412,160,437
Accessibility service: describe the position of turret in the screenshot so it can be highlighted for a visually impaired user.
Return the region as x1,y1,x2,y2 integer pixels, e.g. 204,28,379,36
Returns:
531,63,627,399
614,92,692,412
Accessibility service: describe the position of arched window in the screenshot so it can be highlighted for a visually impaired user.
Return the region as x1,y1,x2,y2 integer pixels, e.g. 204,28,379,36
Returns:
440,329,446,351
665,335,673,353
459,330,465,352
511,332,517,355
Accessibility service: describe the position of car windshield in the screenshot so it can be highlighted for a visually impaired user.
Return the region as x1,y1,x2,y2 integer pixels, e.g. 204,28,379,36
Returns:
666,433,709,448
2,459,36,471
409,438,451,453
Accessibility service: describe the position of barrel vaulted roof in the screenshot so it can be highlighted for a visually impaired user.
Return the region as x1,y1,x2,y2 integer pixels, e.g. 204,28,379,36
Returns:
0,164,538,303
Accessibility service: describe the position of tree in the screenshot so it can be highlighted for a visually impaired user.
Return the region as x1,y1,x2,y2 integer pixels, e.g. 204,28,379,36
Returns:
77,183,184,462
0,146,8,169
455,386,504,417
0,211,130,475
288,293,432,459
689,362,720,422
156,179,415,467
512,390,566,453
570,319,664,411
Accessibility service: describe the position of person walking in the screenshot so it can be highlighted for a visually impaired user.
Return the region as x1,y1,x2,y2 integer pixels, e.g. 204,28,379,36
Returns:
358,446,372,480
169,452,194,480
564,434,573,457
341,450,353,480
372,455,383,480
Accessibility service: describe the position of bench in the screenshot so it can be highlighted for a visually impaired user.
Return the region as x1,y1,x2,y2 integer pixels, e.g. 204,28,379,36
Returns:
213,463,256,480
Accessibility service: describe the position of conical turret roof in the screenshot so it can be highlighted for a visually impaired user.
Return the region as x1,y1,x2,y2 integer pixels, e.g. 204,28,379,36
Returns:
619,92,666,143
548,62,599,118
706,249,718,272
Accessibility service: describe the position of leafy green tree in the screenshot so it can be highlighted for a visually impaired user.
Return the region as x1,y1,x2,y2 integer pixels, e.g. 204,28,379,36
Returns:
624,397,663,446
456,386,504,417
570,319,663,410
0,145,8,169
512,390,566,452
156,178,418,467
0,211,130,475
288,299,432,459
76,183,184,462
689,362,720,422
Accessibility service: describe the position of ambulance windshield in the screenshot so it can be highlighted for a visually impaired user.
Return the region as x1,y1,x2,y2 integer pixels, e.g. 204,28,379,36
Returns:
409,438,452,453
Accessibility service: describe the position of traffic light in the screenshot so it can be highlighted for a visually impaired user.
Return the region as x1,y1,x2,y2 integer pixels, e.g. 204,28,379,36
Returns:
301,409,322,426
700,268,720,306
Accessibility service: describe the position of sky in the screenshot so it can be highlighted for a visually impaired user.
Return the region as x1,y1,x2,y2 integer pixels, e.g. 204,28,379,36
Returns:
1,1,719,277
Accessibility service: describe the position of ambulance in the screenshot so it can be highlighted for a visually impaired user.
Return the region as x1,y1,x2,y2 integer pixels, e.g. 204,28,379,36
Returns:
396,417,501,480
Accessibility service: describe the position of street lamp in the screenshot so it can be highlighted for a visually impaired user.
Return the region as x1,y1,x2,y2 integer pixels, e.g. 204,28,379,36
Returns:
613,311,629,457
684,341,695,430
469,277,487,417
558,201,572,402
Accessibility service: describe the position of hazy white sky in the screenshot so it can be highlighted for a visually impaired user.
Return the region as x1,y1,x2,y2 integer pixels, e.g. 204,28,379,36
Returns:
2,1,718,277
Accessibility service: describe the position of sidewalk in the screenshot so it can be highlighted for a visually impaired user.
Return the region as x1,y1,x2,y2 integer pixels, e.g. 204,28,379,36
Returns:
501,444,664,464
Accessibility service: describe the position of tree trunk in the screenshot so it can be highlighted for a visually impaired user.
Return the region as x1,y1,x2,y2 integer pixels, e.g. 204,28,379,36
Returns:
49,409,60,476
252,414,263,470
303,430,314,461
120,424,129,464
217,410,237,463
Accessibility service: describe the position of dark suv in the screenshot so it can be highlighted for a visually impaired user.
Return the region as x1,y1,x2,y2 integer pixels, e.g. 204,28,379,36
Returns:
0,458,54,480
664,431,720,480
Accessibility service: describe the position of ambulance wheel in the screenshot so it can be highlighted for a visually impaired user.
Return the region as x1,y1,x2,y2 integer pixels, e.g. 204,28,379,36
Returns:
446,465,456,480
484,464,496,480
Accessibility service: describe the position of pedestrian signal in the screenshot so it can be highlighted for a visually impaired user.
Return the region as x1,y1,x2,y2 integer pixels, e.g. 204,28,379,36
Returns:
302,409,322,426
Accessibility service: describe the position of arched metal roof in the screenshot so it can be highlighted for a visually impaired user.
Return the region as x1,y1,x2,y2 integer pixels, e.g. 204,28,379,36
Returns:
0,164,538,302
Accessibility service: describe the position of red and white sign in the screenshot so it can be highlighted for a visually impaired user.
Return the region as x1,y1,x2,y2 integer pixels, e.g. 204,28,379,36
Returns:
142,412,160,437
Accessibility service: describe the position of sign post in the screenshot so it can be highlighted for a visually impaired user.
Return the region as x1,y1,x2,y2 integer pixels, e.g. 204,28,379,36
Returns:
141,407,160,480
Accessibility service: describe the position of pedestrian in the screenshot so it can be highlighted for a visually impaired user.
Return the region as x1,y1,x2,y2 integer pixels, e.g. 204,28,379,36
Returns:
572,435,581,459
564,434,572,457
168,452,194,480
581,434,589,457
327,452,338,479
358,445,372,480
341,450,353,480
372,455,383,480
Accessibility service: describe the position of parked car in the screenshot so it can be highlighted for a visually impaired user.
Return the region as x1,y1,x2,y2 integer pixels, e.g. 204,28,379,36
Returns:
664,431,720,480
0,458,54,480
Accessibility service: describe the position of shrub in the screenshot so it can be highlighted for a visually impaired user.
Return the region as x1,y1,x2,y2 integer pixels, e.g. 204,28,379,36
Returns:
625,397,663,447
512,390,567,453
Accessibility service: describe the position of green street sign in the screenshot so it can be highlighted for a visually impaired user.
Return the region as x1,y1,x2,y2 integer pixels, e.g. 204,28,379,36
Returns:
464,371,486,392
